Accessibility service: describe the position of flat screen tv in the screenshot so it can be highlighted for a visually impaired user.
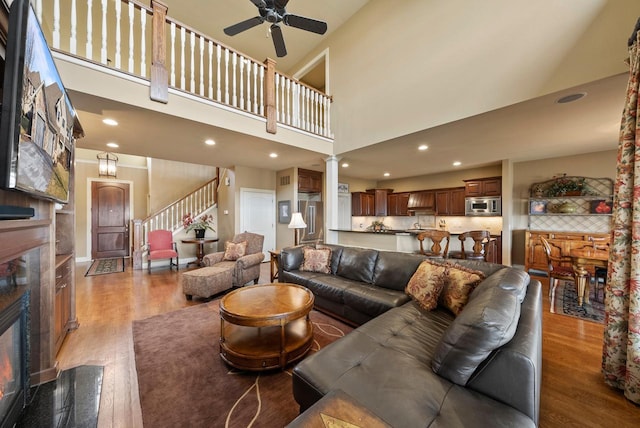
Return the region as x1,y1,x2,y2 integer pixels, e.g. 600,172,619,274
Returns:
0,0,83,203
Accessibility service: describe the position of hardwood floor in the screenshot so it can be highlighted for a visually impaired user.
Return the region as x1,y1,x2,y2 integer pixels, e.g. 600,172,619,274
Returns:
57,263,640,427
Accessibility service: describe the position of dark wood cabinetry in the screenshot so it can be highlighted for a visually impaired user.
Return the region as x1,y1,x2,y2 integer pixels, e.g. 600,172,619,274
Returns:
351,192,375,216
388,192,410,216
54,256,73,353
298,168,323,193
408,191,435,211
464,177,501,197
525,230,610,274
369,189,393,216
435,187,465,216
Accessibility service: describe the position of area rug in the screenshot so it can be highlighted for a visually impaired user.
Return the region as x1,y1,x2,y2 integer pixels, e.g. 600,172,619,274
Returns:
550,280,605,323
132,300,353,428
85,258,124,276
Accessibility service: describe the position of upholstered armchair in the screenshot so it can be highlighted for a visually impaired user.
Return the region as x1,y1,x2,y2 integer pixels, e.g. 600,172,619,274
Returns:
146,230,179,273
202,232,265,286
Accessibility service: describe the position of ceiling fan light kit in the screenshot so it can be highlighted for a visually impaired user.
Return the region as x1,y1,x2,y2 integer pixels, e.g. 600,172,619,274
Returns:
224,0,327,57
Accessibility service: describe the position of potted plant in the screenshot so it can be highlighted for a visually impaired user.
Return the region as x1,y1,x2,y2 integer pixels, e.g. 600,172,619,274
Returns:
370,220,386,232
182,213,215,238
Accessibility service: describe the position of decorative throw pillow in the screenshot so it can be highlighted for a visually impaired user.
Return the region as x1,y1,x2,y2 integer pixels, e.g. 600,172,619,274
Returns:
300,246,332,273
405,260,448,310
223,240,247,261
439,264,485,315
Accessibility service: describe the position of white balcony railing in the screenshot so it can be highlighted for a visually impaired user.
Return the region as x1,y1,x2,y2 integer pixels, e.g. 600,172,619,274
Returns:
37,0,333,139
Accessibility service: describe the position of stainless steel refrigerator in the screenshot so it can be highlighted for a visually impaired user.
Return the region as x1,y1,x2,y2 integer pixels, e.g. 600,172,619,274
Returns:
298,200,323,244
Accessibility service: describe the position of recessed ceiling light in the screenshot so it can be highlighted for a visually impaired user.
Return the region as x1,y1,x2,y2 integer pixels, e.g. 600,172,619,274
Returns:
383,172,390,177
342,162,349,168
106,142,119,148
555,92,586,104
269,153,278,158
204,139,216,146
418,145,428,151
102,118,118,126
452,161,462,167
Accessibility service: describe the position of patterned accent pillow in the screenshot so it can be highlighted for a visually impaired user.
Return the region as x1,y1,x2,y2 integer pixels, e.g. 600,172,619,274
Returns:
439,264,486,315
300,247,332,273
223,241,248,261
405,260,448,310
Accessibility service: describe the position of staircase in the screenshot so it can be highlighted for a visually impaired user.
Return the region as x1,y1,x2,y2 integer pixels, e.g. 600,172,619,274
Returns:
131,176,218,269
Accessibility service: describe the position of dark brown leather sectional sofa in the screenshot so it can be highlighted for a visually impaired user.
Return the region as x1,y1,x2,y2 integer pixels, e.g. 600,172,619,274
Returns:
280,244,542,427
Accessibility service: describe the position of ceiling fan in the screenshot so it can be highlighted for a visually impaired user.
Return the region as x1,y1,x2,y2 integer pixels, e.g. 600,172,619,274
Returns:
224,0,328,58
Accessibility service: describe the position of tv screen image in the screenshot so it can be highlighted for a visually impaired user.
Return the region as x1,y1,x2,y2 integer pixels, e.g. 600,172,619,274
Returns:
0,0,83,203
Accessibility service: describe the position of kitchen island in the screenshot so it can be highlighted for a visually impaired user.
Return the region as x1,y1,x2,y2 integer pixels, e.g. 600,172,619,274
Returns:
331,229,502,263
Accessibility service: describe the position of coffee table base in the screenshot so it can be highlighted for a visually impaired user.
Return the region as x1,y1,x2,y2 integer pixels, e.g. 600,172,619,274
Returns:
220,317,313,371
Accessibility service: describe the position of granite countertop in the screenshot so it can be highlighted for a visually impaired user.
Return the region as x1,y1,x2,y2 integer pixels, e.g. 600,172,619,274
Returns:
331,228,501,237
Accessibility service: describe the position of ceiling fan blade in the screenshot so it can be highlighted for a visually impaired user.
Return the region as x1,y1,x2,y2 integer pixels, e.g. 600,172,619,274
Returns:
284,14,327,35
224,17,264,36
270,24,287,57
250,0,267,8
274,0,290,9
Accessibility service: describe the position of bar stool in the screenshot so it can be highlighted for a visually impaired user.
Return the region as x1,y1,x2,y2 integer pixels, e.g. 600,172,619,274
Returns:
448,230,491,261
416,230,450,258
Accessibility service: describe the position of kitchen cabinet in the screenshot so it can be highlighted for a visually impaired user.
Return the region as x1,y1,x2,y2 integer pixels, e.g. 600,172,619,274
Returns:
54,255,73,353
435,187,465,216
464,177,501,197
298,168,323,193
368,189,393,216
408,191,435,212
525,230,610,274
352,192,375,216
388,192,410,216
485,236,502,264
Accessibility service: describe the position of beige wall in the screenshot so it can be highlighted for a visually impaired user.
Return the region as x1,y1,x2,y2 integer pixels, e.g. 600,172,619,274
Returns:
216,168,235,248
376,165,502,192
148,158,217,214
276,168,296,249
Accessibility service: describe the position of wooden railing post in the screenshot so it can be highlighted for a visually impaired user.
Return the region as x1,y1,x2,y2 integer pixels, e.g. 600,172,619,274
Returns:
264,58,277,134
132,219,143,270
150,0,168,103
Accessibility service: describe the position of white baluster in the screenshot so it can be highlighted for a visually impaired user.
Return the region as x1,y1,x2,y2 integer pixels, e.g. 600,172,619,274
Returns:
199,36,204,96
232,52,237,107
306,88,311,131
114,0,121,69
259,65,264,116
101,0,107,64
180,27,185,90
140,10,146,77
86,0,93,60
170,22,176,87
128,2,134,73
280,75,286,123
216,45,222,102
53,0,60,48
208,41,213,99
239,58,244,110
327,97,332,138
275,73,280,121
224,48,229,104
190,32,195,93
253,63,258,114
70,0,77,54
292,82,298,127
246,60,252,112
286,78,291,125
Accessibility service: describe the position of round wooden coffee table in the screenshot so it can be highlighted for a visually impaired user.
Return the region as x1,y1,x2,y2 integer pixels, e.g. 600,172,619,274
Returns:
219,283,314,371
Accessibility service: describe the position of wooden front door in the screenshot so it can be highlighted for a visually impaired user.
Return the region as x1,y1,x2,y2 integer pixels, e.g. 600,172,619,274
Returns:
91,181,130,259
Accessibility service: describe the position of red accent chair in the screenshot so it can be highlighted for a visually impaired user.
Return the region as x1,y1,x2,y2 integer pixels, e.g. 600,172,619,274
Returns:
147,230,179,273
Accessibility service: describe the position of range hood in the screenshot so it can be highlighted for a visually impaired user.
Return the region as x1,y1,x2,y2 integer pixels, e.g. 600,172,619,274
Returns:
407,191,436,215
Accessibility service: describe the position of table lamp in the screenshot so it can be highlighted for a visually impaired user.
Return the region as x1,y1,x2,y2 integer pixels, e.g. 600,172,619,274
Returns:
288,212,307,246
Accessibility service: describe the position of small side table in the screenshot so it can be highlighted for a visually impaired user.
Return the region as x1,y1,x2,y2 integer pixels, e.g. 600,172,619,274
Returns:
269,250,280,282
181,238,219,267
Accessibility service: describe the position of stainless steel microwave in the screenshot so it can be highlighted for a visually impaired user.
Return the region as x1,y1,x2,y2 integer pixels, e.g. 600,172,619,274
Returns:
465,196,501,216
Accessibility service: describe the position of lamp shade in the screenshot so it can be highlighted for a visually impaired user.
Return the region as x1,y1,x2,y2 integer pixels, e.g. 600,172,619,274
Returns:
288,212,307,229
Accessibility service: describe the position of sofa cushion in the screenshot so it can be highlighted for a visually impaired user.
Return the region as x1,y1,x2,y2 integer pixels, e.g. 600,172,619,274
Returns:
317,244,344,274
336,247,378,284
223,240,247,261
300,246,332,274
373,251,426,291
343,284,411,318
406,260,448,310
432,275,521,386
439,263,485,315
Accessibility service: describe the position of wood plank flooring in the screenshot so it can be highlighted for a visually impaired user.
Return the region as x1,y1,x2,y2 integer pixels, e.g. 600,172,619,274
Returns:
56,263,640,427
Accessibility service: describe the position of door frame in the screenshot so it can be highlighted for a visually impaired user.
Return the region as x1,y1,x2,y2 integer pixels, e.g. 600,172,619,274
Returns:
82,178,135,263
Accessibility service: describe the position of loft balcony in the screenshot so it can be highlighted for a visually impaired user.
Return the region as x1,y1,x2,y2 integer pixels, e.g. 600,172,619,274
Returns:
35,0,333,142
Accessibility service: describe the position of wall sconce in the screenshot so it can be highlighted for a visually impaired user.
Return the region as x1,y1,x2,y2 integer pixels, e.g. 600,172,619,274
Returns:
97,152,118,178
288,212,307,246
